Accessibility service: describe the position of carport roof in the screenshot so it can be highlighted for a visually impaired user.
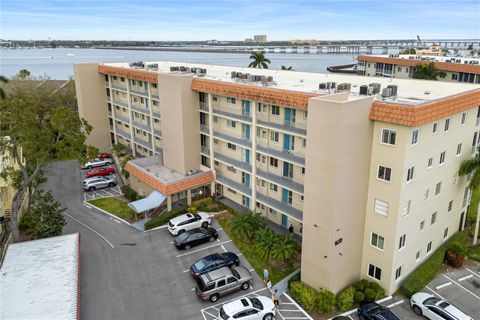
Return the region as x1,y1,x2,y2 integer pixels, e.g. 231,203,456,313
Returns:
128,190,166,213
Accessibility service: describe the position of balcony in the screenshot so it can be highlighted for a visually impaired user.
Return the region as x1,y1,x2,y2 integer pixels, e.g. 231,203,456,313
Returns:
134,136,152,149
151,93,159,100
152,110,161,119
154,145,162,154
130,104,150,115
153,128,162,137
256,144,305,166
132,120,151,132
212,105,251,122
130,87,148,97
201,146,210,155
216,173,251,196
199,101,208,112
200,124,209,135
115,113,130,124
116,129,131,140
256,115,307,136
111,84,127,91
213,152,252,173
108,110,112,117
112,98,128,108
109,124,114,131
213,130,251,149
256,168,304,194
256,192,303,222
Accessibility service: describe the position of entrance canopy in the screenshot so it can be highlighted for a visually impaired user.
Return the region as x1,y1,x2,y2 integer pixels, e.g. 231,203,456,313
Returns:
128,190,166,214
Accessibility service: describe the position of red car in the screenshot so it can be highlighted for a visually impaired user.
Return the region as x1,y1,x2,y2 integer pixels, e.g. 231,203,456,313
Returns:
86,167,115,178
97,153,111,159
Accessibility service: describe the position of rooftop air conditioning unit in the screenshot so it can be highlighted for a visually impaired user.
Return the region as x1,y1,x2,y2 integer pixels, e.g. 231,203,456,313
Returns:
187,169,196,176
359,85,368,95
381,87,393,98
231,71,237,78
387,84,398,96
369,83,381,94
319,83,327,90
337,83,352,91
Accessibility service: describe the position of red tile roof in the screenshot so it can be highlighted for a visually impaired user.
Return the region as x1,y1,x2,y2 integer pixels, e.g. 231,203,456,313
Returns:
98,65,159,83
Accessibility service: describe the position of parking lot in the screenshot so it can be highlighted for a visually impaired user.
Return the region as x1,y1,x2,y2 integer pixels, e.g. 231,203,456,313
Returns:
80,165,123,201
335,265,480,319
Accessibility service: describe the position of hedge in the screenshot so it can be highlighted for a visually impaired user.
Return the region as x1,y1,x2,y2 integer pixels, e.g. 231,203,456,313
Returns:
121,185,140,201
336,286,355,312
289,281,335,313
144,205,188,230
400,231,468,297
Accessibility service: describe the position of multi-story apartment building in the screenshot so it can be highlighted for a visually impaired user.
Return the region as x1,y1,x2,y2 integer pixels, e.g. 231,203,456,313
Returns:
357,54,480,84
74,61,480,295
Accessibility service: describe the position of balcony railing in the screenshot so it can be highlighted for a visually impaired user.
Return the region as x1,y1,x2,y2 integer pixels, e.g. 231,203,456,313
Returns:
151,93,159,100
213,152,252,173
112,99,128,108
199,101,208,111
256,144,305,166
108,110,112,117
256,168,304,194
216,173,252,196
212,105,251,122
111,84,127,91
256,192,303,221
109,125,114,131
130,87,148,96
213,130,251,149
256,115,307,136
200,124,210,134
130,104,150,115
116,129,131,140
152,110,161,119
115,113,130,124
153,128,162,137
134,136,152,149
132,120,151,131
201,146,210,155
155,145,162,154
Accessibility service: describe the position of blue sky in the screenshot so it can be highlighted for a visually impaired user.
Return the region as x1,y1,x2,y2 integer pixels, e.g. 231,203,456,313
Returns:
1,0,479,40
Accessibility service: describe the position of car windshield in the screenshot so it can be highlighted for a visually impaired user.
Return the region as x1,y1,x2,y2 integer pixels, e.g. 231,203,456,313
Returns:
249,297,263,310
231,268,240,279
219,308,229,320
369,305,387,315
194,259,206,270
177,232,189,242
424,297,441,306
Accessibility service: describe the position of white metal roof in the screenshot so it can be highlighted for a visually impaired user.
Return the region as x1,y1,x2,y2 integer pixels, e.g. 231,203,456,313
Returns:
0,233,80,320
128,190,166,213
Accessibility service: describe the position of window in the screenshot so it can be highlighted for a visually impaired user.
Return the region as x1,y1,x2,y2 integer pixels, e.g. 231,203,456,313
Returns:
444,118,451,132
461,112,467,125
271,105,280,116
227,188,236,194
227,120,236,128
368,264,382,281
302,138,306,148
270,157,278,167
427,241,432,254
381,129,396,145
457,143,462,156
371,233,385,250
227,143,236,150
301,167,305,175
411,129,419,145
420,220,425,231
213,116,218,123
398,67,402,72
448,200,453,212
431,212,437,225
377,165,392,182
269,183,278,192
432,122,438,133
424,189,429,200
428,157,433,168
402,200,411,216
416,251,421,261
399,234,406,250
257,103,262,112
213,138,219,144
439,151,446,165
452,173,458,185
300,195,304,201
154,119,159,123
304,111,308,119
270,131,279,143
374,199,389,216
395,267,402,280
406,166,414,182
435,182,442,196
444,228,449,239
212,96,218,102
227,166,236,173
227,97,236,104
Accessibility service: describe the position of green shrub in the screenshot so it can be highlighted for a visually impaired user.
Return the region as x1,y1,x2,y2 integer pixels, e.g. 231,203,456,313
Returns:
353,279,368,291
364,288,376,302
144,205,188,230
288,272,301,290
336,286,355,311
448,242,467,257
354,291,365,303
192,197,214,211
289,281,317,311
367,282,385,300
187,206,197,214
121,185,139,201
316,289,335,314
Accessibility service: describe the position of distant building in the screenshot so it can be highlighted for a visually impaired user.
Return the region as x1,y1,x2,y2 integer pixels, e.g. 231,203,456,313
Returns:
254,35,267,43
357,54,480,83
245,38,254,43
206,40,218,45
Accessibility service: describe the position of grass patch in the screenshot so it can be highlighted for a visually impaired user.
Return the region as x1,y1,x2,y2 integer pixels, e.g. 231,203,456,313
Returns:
468,187,480,224
468,244,480,262
88,197,135,220
217,211,299,285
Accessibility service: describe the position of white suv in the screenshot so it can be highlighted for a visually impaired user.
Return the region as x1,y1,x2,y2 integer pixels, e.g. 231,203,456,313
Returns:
410,292,473,320
83,176,117,191
168,212,211,235
219,296,275,320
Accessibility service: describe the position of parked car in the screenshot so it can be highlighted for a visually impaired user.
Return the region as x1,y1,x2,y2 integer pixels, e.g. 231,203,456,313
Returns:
83,176,117,191
168,212,211,235
86,166,115,178
173,227,218,250
218,296,275,320
81,158,113,169
358,302,400,320
196,266,252,302
410,292,473,320
97,153,111,159
191,252,239,278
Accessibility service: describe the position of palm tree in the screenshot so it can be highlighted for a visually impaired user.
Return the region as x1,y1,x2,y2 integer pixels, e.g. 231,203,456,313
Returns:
459,156,480,244
0,75,8,99
253,227,277,260
412,63,446,80
281,65,293,70
248,51,271,69
230,212,265,240
17,69,31,79
271,234,298,262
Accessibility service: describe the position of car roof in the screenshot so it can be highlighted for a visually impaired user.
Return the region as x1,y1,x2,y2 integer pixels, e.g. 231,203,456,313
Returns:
222,298,252,315
442,303,471,319
170,213,195,225
202,253,223,262
201,266,232,282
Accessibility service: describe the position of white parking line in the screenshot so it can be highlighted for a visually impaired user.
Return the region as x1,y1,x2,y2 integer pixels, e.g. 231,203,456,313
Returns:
200,287,270,312
82,203,92,209
202,310,217,319
458,274,473,282
466,268,480,278
221,245,227,252
386,299,404,308
216,228,223,231
103,190,114,196
64,212,115,248
190,288,196,291
444,275,480,300
176,240,232,258
426,286,446,300
248,268,255,272
436,282,452,290
182,269,190,273
83,193,87,201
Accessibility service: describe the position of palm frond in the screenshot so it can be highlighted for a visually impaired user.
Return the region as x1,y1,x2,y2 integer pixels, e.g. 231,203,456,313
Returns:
459,158,480,176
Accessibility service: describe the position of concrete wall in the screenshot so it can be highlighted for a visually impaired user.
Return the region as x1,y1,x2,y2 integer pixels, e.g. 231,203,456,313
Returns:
301,93,374,294
73,63,110,150
158,74,200,175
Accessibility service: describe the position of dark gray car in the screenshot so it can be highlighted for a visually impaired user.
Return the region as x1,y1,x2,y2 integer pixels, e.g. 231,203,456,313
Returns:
196,266,252,302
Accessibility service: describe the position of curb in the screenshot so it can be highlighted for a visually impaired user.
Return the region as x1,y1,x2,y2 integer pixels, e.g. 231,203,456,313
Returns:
144,224,168,232
83,200,134,227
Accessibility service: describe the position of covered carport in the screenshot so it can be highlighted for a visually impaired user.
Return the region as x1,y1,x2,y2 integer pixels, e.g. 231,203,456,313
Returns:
128,190,167,230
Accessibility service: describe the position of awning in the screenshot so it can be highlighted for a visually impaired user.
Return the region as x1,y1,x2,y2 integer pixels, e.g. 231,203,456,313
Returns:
128,190,166,214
